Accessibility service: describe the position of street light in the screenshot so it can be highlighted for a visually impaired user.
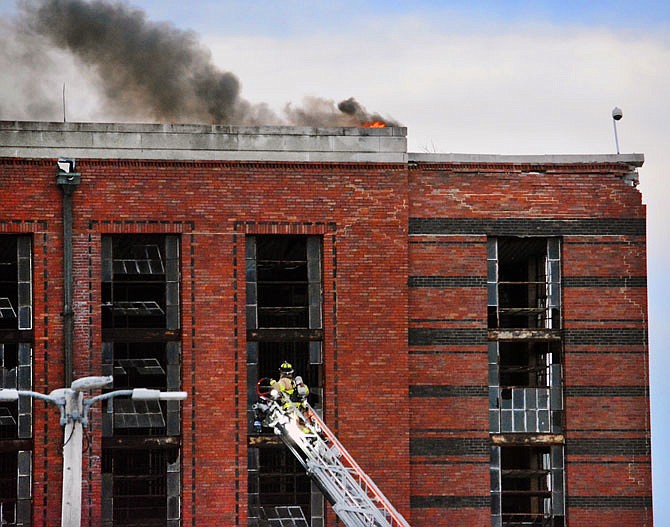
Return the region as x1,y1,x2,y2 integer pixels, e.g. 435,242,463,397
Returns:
0,376,187,527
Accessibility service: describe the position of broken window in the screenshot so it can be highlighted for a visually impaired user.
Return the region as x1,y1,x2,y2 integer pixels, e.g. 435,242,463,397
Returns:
256,237,310,328
488,238,561,329
0,237,32,332
102,342,180,436
101,235,181,527
102,236,179,331
489,341,563,434
0,236,33,526
255,447,311,509
491,445,565,527
246,236,323,526
102,447,180,527
488,236,565,526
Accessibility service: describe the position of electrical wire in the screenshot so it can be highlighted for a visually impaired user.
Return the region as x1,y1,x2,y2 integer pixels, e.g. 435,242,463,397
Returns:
62,421,76,450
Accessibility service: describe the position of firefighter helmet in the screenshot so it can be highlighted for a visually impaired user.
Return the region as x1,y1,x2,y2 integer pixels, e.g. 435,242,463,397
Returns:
279,361,294,376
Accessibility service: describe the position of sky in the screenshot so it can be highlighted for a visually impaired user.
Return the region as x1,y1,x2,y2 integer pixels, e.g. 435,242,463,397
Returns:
1,0,668,521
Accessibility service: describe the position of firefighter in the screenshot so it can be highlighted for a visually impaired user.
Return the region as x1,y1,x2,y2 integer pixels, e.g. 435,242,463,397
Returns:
294,375,310,410
272,361,295,392
270,361,296,407
271,361,310,411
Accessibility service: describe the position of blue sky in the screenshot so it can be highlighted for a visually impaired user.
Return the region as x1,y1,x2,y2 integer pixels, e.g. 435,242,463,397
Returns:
87,0,670,36
1,0,668,522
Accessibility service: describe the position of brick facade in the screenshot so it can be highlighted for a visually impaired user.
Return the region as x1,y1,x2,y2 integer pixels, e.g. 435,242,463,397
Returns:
408,161,650,526
0,122,651,526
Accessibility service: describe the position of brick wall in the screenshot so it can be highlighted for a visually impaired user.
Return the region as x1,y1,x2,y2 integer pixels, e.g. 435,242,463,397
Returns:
408,162,651,526
1,157,410,526
0,154,651,526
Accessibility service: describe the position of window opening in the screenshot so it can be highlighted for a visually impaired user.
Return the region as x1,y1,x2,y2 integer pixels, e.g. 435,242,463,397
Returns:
258,447,311,509
0,237,32,331
103,447,179,527
257,342,319,403
0,343,25,441
0,298,16,321
488,238,561,329
0,240,18,331
491,446,565,527
256,236,310,328
101,235,181,527
0,452,17,525
247,235,323,526
105,342,170,435
102,235,179,331
490,340,563,435
0,236,33,526
112,244,165,275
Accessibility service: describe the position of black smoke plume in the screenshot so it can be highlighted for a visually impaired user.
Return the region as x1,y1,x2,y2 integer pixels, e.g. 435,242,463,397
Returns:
7,0,399,127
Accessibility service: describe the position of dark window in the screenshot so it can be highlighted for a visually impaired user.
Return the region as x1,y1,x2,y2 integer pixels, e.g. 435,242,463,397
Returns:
0,236,32,331
0,344,19,440
105,342,172,437
489,340,563,435
258,447,311,509
0,236,32,526
0,452,17,525
256,236,310,328
247,235,324,526
491,446,565,527
498,341,561,389
103,448,179,527
101,235,182,527
257,342,319,405
102,236,179,331
488,238,561,329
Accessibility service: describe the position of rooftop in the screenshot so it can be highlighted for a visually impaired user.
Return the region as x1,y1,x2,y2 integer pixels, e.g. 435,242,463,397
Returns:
0,121,644,168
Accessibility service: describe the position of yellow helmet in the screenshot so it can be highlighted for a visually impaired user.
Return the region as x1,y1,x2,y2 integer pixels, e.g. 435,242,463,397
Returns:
279,362,294,375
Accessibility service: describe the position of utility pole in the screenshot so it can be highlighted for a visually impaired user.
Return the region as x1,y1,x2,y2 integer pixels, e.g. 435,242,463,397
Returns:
0,376,187,527
61,388,84,526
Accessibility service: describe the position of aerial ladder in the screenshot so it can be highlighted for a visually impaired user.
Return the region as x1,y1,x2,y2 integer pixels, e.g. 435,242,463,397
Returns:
254,381,412,527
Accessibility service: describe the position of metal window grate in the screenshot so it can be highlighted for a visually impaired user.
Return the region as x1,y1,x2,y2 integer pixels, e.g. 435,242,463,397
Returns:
113,245,165,275
268,506,309,527
0,407,16,428
0,299,16,319
115,358,166,377
108,301,165,317
112,399,166,429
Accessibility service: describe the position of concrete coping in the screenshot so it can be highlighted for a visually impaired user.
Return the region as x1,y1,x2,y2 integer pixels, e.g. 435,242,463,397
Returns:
0,120,407,137
0,121,644,167
0,120,408,163
408,152,644,167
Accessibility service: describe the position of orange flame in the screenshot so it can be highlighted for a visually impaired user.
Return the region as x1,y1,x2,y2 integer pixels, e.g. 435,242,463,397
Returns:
361,120,386,128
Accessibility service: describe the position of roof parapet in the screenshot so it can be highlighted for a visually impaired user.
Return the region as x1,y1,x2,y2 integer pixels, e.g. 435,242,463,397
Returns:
408,152,644,168
0,121,408,163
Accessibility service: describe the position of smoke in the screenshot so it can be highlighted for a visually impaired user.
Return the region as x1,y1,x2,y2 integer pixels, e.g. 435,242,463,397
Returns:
3,0,399,127
338,97,395,125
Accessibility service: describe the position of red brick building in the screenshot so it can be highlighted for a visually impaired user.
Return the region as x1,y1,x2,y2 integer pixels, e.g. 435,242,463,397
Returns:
0,121,651,526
